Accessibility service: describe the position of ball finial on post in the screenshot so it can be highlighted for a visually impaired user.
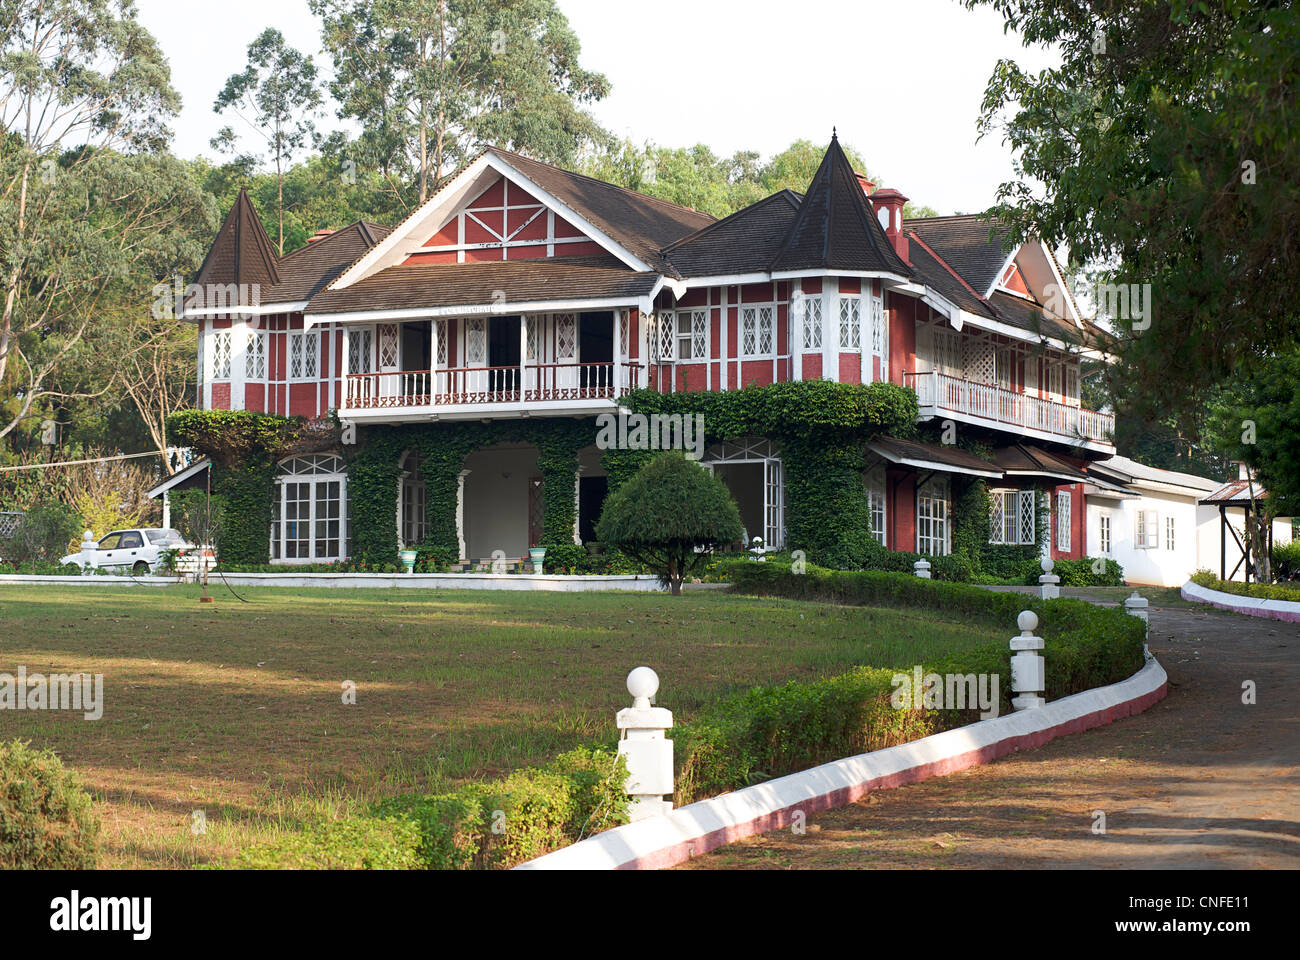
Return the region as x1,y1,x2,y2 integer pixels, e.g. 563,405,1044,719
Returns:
626,666,659,709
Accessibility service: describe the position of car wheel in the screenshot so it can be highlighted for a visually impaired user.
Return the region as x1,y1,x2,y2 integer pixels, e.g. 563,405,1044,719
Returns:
132,561,151,576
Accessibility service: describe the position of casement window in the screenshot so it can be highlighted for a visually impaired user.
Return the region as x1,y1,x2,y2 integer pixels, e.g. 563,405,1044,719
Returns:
996,347,1016,391
1046,361,1064,400
838,296,861,350
798,295,822,350
932,327,963,377
555,313,577,361
1165,515,1176,551
675,310,707,361
866,466,887,546
210,330,232,381
378,323,400,368
349,327,374,374
916,477,952,556
989,490,1036,545
1056,490,1072,551
435,320,448,366
870,293,887,369
1065,364,1081,406
271,456,346,563
245,330,266,380
1099,513,1112,554
741,305,775,359
465,317,487,365
1136,508,1159,549
400,452,427,548
289,331,319,380
525,317,541,362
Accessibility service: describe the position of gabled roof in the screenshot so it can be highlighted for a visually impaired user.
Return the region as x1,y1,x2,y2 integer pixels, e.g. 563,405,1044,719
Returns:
905,215,1011,296
304,254,659,317
905,232,998,320
268,221,392,303
191,188,279,296
661,190,802,277
987,291,1094,346
994,444,1091,482
1090,455,1221,495
770,136,911,276
484,147,715,276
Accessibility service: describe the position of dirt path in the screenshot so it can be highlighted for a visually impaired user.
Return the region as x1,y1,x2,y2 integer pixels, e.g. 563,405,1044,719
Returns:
682,604,1300,869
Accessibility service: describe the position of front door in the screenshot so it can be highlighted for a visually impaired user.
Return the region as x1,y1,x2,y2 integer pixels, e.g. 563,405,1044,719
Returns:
489,316,521,398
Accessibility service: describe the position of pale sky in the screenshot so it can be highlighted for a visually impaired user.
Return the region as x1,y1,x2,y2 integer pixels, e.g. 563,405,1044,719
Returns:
136,0,1058,216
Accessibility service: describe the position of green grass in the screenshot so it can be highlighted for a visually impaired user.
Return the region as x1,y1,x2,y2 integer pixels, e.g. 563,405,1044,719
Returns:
0,584,1004,868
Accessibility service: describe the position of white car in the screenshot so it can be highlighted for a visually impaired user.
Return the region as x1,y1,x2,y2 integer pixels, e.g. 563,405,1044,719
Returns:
61,528,213,577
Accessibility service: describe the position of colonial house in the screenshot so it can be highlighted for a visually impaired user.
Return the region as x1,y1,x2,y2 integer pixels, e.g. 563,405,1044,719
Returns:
169,134,1124,569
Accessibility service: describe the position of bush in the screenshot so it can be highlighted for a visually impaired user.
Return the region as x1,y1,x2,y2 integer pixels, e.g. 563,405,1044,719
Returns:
237,748,628,871
595,452,744,595
0,561,85,576
1271,540,1300,581
233,815,423,870
0,741,100,869
1030,557,1124,587
1190,570,1300,602
0,503,84,564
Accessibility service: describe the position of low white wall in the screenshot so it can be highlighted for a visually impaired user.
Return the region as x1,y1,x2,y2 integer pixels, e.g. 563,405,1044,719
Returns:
0,573,667,592
1181,579,1300,623
518,656,1168,871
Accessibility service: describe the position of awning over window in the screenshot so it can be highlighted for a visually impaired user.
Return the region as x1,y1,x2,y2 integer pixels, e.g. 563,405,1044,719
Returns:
146,458,211,500
868,436,1004,479
992,443,1091,484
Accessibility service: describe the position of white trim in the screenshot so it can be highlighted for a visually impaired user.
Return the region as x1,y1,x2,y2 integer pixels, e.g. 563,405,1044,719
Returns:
180,301,308,320
304,295,647,328
145,458,212,500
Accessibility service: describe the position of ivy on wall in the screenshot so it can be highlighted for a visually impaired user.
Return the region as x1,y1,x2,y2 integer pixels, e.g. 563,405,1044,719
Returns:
620,381,919,568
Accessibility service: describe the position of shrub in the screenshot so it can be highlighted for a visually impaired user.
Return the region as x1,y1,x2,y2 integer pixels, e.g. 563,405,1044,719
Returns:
1031,557,1124,587
232,815,424,870
595,452,744,595
0,740,100,869
1190,570,1300,602
1271,540,1300,581
0,503,85,564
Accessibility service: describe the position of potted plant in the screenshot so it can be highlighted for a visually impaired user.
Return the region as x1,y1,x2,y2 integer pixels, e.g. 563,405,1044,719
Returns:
399,548,417,574
528,545,547,573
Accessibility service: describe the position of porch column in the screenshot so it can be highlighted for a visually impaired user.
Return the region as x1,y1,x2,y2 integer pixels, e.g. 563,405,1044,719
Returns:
429,318,439,401
613,310,622,395
341,326,351,407
573,467,583,545
457,469,471,560
519,315,529,401
791,281,804,382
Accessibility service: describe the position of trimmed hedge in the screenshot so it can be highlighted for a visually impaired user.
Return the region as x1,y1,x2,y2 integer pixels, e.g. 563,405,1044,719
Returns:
0,740,100,869
1190,569,1300,602
233,748,628,871
668,562,1147,804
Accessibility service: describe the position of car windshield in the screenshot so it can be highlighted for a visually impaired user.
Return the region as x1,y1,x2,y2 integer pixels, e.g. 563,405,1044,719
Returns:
146,529,186,545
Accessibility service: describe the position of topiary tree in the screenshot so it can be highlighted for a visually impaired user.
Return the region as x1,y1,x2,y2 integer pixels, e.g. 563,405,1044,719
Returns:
0,740,100,869
595,452,744,596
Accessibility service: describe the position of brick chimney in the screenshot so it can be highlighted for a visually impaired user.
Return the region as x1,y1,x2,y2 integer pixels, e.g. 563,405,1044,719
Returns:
869,188,909,262
307,229,336,244
854,172,876,196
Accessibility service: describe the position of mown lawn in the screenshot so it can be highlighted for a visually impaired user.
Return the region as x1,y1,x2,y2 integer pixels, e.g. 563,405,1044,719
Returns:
0,584,1006,868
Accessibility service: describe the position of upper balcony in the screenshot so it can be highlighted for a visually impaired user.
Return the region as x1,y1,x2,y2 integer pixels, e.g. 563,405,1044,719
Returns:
903,370,1115,452
341,361,642,422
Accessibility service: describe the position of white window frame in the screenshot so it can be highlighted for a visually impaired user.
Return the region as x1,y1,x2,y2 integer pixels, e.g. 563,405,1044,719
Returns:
674,309,707,361
1136,508,1160,550
399,452,427,549
838,296,862,351
271,456,347,564
740,304,776,360
289,330,319,381
989,489,1036,546
349,325,375,375
1099,512,1111,554
917,477,952,557
1165,515,1176,551
1056,490,1072,552
866,466,887,546
210,330,232,381
245,329,266,380
798,294,822,350
870,292,887,368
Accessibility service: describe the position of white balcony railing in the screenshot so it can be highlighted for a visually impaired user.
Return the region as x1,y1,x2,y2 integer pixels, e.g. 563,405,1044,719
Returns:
344,362,642,411
903,370,1114,445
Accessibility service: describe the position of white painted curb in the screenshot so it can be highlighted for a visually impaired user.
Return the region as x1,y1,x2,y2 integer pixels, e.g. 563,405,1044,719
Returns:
517,656,1168,871
1181,580,1300,623
0,573,668,592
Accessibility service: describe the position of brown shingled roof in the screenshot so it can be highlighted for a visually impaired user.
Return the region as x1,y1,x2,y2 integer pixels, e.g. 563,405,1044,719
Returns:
267,221,392,303
190,188,279,301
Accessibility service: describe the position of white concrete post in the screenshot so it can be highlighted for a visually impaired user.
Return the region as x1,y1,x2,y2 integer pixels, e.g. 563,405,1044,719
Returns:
1124,591,1150,658
914,558,931,579
80,530,95,574
616,667,674,822
1010,610,1045,710
1038,556,1060,599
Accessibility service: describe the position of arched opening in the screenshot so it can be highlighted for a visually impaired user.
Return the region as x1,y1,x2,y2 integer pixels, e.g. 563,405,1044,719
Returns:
461,443,541,562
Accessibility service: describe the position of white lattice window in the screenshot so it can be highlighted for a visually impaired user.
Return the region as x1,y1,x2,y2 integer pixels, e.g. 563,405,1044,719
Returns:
245,330,266,379
435,320,448,366
210,330,232,380
378,323,399,368
866,466,887,546
965,337,996,385
676,310,706,361
1099,513,1112,554
1065,364,1081,406
466,317,487,364
289,331,318,380
349,327,373,374
917,477,951,556
989,490,1036,545
870,293,886,359
555,313,576,360
1056,490,1072,551
619,313,629,358
271,456,347,564
798,294,822,350
741,305,774,359
526,317,541,361
654,313,675,362
839,297,861,350
1047,360,1064,399
932,327,962,376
